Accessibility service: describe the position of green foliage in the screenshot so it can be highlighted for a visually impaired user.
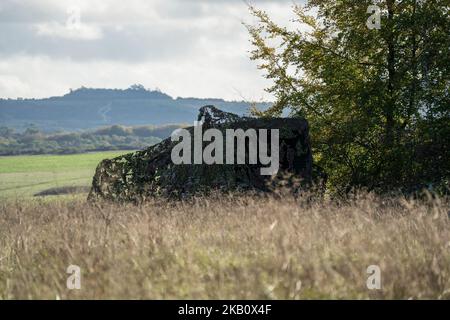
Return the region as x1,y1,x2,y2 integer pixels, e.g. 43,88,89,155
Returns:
247,0,449,193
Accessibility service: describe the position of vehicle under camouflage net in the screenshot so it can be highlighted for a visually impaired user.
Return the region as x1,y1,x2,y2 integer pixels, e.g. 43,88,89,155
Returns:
88,106,324,202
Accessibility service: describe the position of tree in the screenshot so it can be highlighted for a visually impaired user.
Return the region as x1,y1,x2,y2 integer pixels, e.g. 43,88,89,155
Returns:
247,0,449,193
0,126,14,138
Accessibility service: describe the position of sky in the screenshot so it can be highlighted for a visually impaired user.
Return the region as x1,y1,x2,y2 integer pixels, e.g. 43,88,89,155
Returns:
0,0,303,101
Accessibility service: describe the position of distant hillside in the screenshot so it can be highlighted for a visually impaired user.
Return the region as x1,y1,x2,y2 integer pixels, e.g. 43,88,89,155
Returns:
0,84,271,132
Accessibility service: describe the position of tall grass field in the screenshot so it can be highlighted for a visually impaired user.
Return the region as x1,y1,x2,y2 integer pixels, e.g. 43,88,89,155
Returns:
0,152,449,299
0,193,449,299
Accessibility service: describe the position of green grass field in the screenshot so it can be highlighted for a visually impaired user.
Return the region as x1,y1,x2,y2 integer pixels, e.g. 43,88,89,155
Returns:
0,151,131,199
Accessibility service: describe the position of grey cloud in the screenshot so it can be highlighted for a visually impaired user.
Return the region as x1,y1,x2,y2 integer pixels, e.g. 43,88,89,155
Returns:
0,22,208,62
0,0,260,63
0,1,61,23
0,0,296,100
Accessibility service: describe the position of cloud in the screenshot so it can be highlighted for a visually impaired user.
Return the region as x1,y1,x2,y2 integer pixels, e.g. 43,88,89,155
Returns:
35,22,103,40
0,0,303,100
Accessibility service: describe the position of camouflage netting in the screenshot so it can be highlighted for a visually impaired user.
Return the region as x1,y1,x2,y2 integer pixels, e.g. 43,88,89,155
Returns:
88,106,324,202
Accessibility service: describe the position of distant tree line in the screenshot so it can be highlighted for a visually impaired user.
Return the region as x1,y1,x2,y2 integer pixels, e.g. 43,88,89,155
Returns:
0,124,184,156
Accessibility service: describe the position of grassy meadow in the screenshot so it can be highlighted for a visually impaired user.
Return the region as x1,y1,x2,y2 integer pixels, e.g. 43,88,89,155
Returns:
0,193,449,299
0,152,449,299
0,151,130,200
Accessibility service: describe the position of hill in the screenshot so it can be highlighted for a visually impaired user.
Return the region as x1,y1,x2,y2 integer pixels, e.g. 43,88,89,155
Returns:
0,84,271,132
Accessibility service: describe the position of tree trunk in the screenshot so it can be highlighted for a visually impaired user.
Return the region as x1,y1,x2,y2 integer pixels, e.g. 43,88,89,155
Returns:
385,0,396,147
408,0,418,125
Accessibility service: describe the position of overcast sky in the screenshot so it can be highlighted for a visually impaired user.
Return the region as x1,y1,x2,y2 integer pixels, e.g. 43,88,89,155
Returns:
0,0,303,101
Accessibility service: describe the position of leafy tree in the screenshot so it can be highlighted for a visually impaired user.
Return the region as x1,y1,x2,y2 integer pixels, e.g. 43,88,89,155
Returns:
95,125,131,136
0,126,14,137
247,0,449,193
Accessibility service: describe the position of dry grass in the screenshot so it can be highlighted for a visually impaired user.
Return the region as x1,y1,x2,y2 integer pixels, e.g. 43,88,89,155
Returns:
0,192,449,299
